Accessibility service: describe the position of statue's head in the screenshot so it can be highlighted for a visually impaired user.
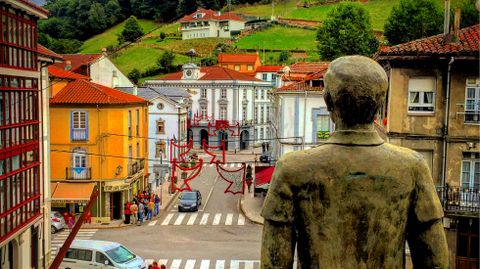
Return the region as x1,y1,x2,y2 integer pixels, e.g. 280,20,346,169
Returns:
324,55,388,128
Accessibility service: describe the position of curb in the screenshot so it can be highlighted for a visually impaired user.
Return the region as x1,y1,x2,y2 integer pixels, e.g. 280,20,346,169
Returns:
239,197,264,225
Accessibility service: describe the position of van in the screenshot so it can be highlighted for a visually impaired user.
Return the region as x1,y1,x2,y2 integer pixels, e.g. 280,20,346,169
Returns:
60,240,146,269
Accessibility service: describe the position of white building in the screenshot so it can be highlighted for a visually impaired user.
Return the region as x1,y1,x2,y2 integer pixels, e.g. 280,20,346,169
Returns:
53,53,133,88
179,8,245,40
117,87,189,192
255,65,283,87
144,64,272,151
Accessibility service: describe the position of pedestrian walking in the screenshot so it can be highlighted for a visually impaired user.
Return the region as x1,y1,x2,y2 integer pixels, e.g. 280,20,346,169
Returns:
154,194,160,216
68,214,74,229
150,261,161,269
124,202,131,224
138,201,145,224
130,202,138,225
160,264,166,269
147,199,154,220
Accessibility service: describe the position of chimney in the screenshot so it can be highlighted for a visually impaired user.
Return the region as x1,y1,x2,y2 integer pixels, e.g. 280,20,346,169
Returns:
453,8,461,39
102,47,108,56
443,0,450,35
64,60,72,71
133,85,138,96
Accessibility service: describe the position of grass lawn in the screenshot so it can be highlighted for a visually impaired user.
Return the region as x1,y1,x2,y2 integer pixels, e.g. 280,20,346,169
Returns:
144,23,180,39
80,19,161,53
234,0,297,18
154,38,225,57
110,45,188,75
236,25,316,51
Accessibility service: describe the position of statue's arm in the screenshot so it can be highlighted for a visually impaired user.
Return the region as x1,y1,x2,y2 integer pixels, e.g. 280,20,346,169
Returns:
407,219,449,269
261,220,295,269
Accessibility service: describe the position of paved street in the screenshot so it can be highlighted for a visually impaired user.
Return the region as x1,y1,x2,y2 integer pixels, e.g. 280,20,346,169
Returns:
90,153,263,269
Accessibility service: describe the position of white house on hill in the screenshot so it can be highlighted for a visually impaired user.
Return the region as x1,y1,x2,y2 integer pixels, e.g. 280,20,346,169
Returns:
179,8,245,40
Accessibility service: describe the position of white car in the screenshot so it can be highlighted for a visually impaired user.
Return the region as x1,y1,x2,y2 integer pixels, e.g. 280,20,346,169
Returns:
51,211,66,234
60,240,146,269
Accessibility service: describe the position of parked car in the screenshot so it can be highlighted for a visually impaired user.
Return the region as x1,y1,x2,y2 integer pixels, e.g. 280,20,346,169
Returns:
260,153,270,163
60,240,146,269
51,211,66,234
178,190,202,212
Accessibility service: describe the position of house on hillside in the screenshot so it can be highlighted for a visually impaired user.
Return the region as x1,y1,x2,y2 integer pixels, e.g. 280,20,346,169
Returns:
117,86,190,193
218,53,262,76
375,24,479,269
53,53,133,88
179,8,245,40
48,70,150,223
255,65,283,86
144,63,273,151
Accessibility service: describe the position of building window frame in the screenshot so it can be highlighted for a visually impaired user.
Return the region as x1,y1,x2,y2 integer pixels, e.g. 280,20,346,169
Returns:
312,107,332,143
71,110,88,141
262,73,268,81
220,106,227,120
135,109,140,136
156,120,165,134
128,110,132,138
461,153,480,189
234,65,240,71
465,78,480,124
220,89,227,99
407,77,436,114
201,88,207,98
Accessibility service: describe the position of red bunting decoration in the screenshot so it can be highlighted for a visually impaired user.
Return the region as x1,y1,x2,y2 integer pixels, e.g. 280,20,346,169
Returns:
170,158,204,193
202,139,226,164
216,162,246,195
169,139,193,163
207,120,240,137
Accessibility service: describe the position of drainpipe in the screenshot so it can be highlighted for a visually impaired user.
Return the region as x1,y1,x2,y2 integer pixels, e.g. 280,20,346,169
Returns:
303,90,307,149
441,57,454,189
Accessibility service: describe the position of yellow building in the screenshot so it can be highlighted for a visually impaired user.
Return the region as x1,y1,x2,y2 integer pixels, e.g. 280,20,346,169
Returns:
48,66,150,223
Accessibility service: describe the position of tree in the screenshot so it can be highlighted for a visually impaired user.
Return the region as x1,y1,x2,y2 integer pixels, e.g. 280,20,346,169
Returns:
118,16,144,44
384,0,443,45
128,68,142,85
278,51,291,64
455,0,479,28
317,2,379,60
157,51,176,72
88,3,108,33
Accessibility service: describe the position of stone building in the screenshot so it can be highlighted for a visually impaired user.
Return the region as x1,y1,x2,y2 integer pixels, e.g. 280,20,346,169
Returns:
375,24,479,269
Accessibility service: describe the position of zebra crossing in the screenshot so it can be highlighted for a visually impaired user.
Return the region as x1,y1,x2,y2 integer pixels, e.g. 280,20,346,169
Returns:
50,229,98,258
160,213,246,226
143,258,260,269
202,163,244,168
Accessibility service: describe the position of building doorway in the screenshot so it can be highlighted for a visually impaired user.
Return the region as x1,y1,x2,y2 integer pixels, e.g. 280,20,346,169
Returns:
240,130,249,150
218,130,228,151
200,129,209,148
110,192,122,220
456,217,479,269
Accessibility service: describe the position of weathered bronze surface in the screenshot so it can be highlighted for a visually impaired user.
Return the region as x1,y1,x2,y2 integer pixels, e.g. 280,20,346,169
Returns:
261,56,449,269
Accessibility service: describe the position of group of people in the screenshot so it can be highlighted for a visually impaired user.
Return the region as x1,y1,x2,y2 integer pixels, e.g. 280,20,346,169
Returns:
148,261,166,269
124,190,161,225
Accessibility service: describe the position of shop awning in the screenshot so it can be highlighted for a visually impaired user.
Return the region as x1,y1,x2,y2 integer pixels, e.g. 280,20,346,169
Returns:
255,166,275,187
51,182,96,203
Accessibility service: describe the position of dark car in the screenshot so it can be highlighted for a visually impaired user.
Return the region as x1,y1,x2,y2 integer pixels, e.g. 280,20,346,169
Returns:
260,153,270,163
178,190,202,212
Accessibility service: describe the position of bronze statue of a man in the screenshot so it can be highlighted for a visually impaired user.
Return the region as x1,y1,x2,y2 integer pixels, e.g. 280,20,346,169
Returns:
261,56,449,269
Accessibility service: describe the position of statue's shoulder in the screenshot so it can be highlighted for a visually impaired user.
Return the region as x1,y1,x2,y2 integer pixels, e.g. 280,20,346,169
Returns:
381,142,426,164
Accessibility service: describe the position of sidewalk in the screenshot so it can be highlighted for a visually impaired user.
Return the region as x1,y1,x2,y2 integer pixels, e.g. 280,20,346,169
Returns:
240,189,265,225
81,183,180,229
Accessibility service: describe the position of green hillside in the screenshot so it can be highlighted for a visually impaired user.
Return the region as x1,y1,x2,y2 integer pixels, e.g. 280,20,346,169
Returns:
80,19,161,53
236,25,316,51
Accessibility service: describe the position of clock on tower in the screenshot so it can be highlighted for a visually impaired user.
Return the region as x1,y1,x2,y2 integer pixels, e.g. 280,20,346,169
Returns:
182,63,200,80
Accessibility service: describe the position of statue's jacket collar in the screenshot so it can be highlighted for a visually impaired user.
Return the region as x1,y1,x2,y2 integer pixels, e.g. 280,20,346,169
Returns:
324,130,384,146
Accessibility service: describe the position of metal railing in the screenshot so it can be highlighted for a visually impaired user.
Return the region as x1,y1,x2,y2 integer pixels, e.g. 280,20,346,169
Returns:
66,167,91,180
71,129,87,141
436,186,480,213
128,159,145,176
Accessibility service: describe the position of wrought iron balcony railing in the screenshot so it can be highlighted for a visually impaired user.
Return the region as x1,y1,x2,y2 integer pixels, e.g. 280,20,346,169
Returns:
66,167,91,180
436,186,480,214
128,159,145,176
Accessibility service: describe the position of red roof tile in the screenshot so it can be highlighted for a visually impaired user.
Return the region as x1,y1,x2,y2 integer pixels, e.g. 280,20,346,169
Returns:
282,62,329,82
287,62,329,73
272,81,323,93
376,24,479,58
48,66,90,80
159,66,262,81
256,65,283,72
52,54,103,73
50,79,149,105
38,45,63,60
179,8,244,23
218,53,259,64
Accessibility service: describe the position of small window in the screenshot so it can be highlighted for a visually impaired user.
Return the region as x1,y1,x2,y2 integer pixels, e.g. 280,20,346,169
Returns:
465,78,480,123
221,89,227,99
408,77,435,113
247,65,254,71
201,89,207,98
201,106,207,117
262,74,268,81
243,90,247,99
155,141,166,158
234,65,240,71
220,106,227,120
156,120,165,134
461,153,480,189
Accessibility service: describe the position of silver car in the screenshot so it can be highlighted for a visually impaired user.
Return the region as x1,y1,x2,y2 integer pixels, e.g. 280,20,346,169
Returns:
51,211,66,234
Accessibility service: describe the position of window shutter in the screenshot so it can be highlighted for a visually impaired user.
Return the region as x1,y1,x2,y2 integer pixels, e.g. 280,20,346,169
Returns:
85,112,89,140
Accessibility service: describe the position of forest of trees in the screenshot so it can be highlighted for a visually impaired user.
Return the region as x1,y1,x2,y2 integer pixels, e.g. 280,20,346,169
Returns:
39,0,265,53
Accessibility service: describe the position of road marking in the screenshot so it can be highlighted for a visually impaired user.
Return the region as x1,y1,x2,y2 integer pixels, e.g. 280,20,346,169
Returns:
230,260,240,269
185,259,196,269
174,213,186,225
225,213,233,225
148,220,157,226
161,213,174,225
245,261,255,269
212,213,221,225
199,213,209,225
203,163,208,167
209,163,215,167
200,259,210,269
158,259,168,266
237,214,245,225
215,260,225,269
187,213,197,225
200,175,218,212
170,259,182,269
144,259,153,265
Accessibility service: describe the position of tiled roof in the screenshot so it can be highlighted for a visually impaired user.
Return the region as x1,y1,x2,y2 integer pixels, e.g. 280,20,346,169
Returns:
376,24,479,58
256,65,283,72
218,53,259,64
179,8,244,23
50,79,149,105
38,45,63,60
287,62,329,73
52,54,103,72
48,66,90,80
282,62,329,81
116,87,190,100
158,66,262,81
272,81,323,93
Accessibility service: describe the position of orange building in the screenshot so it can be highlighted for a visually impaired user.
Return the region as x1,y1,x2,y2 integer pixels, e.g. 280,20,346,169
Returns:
218,53,261,76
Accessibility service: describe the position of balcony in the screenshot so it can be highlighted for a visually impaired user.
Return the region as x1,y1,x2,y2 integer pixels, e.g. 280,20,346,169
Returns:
71,129,88,141
436,186,479,216
128,158,145,176
66,167,91,180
